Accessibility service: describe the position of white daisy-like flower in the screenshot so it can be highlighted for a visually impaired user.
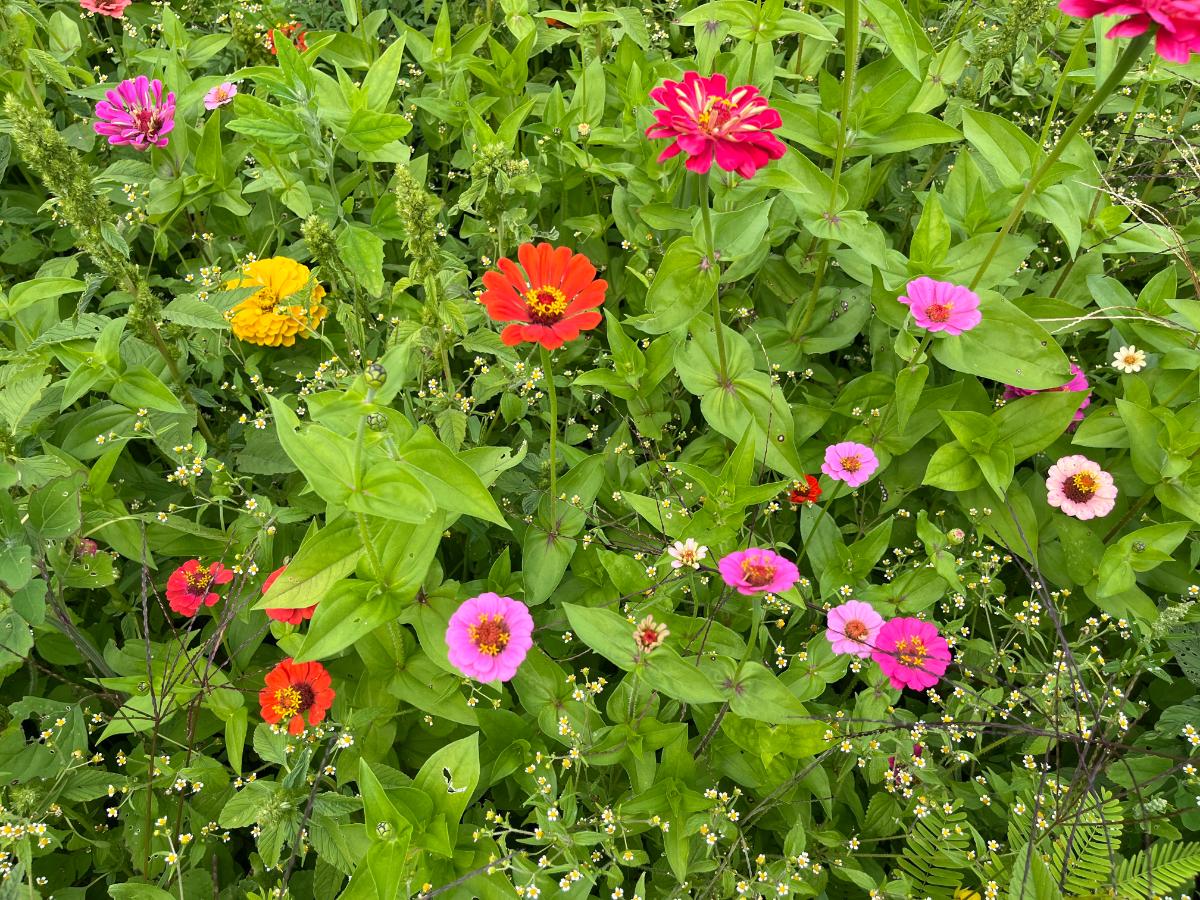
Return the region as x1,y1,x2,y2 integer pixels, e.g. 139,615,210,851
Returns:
1112,345,1147,374
667,538,708,570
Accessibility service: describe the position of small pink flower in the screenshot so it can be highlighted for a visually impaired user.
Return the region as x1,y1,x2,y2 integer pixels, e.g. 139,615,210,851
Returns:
1003,363,1091,424
897,277,982,335
1046,455,1118,520
872,617,951,692
826,601,884,658
204,82,238,111
821,442,879,488
445,593,534,682
1058,0,1200,63
80,0,133,17
717,548,800,596
645,71,786,179
94,76,175,151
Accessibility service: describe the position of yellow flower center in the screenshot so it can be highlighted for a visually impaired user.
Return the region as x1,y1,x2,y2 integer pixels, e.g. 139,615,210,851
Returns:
525,286,568,324
740,557,776,587
184,564,213,592
925,302,953,323
841,455,862,473
469,614,510,656
896,636,927,668
1064,471,1099,502
272,687,302,719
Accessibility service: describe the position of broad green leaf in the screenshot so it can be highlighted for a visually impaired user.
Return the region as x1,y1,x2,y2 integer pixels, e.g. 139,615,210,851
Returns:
295,581,399,662
257,516,363,610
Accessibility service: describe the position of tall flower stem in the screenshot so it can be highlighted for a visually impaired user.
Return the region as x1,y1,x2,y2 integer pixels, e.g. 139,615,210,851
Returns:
968,31,1151,292
698,170,729,385
541,346,560,516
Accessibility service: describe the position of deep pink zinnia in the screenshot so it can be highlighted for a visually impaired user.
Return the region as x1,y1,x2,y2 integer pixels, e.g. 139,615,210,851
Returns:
1058,0,1200,63
826,600,884,658
897,277,982,335
821,441,880,488
94,76,175,151
445,593,534,682
645,71,786,178
872,617,951,692
80,0,133,16
1003,363,1091,423
717,548,800,596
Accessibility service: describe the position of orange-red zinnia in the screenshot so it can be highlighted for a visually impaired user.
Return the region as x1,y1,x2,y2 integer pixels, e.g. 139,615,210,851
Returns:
480,243,606,350
259,658,334,735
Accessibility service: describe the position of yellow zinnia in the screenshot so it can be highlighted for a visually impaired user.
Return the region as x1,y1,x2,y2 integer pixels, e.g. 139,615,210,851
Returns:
226,257,327,347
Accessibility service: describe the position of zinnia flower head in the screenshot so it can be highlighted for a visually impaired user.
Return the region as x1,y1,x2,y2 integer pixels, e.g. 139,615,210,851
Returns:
788,474,822,505
226,257,328,347
897,277,982,335
1112,345,1147,373
646,71,786,178
262,565,316,625
446,593,534,682
166,559,233,617
259,658,334,735
267,22,308,55
1003,363,1091,423
1046,454,1118,520
1058,0,1200,63
93,76,175,151
667,538,708,570
634,615,669,656
821,442,880,488
479,243,606,350
826,600,884,658
871,617,951,691
717,548,800,595
79,0,132,17
204,82,238,110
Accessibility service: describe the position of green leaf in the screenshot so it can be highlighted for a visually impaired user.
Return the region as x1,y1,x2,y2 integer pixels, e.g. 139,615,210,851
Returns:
860,0,931,79
412,733,479,828
295,581,399,662
337,224,385,297
922,443,981,492
994,390,1084,461
3,277,85,316
395,427,507,527
910,192,950,270
27,474,83,539
227,95,308,147
638,237,719,335
363,35,408,111
257,516,363,610
108,885,177,900
162,296,229,330
341,111,412,152
110,367,186,413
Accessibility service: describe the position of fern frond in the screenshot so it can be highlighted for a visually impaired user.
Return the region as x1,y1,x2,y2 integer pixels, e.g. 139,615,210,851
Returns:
898,807,972,900
1054,794,1122,896
1115,841,1200,899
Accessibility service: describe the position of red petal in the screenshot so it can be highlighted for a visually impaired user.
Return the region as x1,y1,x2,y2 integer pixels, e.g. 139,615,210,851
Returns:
518,243,542,289
559,253,598,300
496,257,528,294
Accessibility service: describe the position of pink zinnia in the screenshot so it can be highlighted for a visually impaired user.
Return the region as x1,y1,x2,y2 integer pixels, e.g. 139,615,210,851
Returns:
717,548,800,596
1058,0,1200,63
262,565,316,625
821,441,879,488
897,277,982,335
1003,363,1091,423
94,76,175,151
204,82,238,111
445,593,534,682
1046,454,1118,520
79,0,132,17
165,559,233,617
645,71,786,178
826,600,884,658
872,617,951,692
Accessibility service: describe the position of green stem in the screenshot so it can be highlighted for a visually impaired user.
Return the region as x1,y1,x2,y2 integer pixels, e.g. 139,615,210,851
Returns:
698,170,728,385
541,346,559,516
354,388,385,580
1039,27,1088,148
968,31,1151,292
735,596,764,678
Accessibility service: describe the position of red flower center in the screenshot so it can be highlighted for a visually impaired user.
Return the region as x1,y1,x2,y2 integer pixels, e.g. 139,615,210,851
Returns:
469,614,510,656
183,565,213,594
525,286,568,324
696,96,737,134
132,106,164,139
895,636,927,668
1064,471,1099,502
840,455,862,473
844,620,869,640
925,302,953,323
639,628,659,646
740,557,776,587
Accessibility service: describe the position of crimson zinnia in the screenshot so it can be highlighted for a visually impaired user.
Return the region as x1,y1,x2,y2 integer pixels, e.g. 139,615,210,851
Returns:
259,658,335,735
166,560,233,617
1058,0,1200,62
480,243,606,350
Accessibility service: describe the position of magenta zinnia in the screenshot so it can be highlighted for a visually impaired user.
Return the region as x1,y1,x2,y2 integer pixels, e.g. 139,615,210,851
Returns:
821,441,880,488
1058,0,1200,63
445,593,534,682
872,617,951,692
1046,455,1118,520
897,277,982,335
646,71,786,178
717,548,800,596
94,76,175,151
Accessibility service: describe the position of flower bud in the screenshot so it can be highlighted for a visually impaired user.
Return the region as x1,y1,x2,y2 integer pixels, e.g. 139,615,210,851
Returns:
364,363,387,388
365,412,387,432
947,528,965,545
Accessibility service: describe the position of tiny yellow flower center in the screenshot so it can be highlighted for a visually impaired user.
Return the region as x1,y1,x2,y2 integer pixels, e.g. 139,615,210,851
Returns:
740,557,776,587
1064,471,1099,502
272,687,301,719
469,614,510,656
841,455,862,473
896,636,927,668
184,565,213,592
525,286,569,323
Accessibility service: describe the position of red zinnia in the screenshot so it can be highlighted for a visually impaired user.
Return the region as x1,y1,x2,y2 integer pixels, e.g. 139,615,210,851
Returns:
788,475,822,506
480,243,607,350
267,22,308,55
259,658,335,735
262,565,317,625
166,559,233,617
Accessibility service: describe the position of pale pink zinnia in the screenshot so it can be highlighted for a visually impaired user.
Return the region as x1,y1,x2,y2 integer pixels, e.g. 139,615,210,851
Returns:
80,0,133,17
897,277,982,335
826,600,884,658
717,548,800,595
204,82,238,111
445,593,534,682
646,71,786,178
1045,454,1118,520
821,441,879,488
1058,0,1200,63
1003,363,1091,423
94,76,175,151
872,617,951,692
